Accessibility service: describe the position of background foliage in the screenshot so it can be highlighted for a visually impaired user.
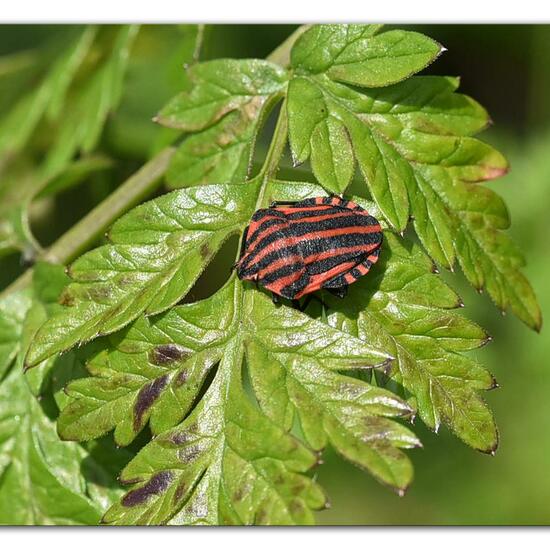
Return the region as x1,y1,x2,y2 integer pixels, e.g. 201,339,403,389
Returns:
0,24,547,525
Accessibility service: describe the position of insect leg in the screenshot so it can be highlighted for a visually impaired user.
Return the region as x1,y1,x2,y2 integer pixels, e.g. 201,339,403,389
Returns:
326,285,348,299
271,292,280,305
291,295,315,312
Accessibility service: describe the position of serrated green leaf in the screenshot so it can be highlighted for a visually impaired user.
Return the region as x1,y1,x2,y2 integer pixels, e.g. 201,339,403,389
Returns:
160,59,287,189
166,98,273,188
157,59,287,131
62,277,415,524
25,181,262,367
57,279,391,447
103,352,323,526
0,367,104,525
324,233,498,452
0,262,130,524
59,272,418,524
287,75,412,229
247,348,419,492
285,25,540,327
291,25,442,87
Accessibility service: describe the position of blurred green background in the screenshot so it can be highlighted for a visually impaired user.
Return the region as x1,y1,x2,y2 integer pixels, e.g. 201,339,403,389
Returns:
0,24,548,525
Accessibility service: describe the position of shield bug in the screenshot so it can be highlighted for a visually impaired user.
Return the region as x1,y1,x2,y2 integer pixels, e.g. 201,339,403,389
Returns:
235,196,382,303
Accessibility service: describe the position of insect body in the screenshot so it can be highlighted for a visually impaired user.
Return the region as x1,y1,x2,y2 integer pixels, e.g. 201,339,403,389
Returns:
235,196,382,301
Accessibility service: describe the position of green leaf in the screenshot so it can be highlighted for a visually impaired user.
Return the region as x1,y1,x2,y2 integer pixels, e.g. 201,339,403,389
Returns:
157,59,288,131
291,25,442,87
0,163,44,259
159,59,288,188
0,367,105,525
323,233,498,452
0,26,136,261
0,290,31,378
25,181,262,367
60,277,415,524
287,75,413,227
285,26,540,328
0,272,123,525
166,101,271,188
18,262,73,398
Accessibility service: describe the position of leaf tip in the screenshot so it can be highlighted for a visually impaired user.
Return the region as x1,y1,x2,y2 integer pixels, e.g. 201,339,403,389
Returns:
482,333,493,347
485,165,510,181
99,513,111,525
482,444,498,457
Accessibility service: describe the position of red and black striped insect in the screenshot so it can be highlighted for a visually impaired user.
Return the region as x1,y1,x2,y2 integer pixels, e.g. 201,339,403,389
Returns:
235,196,382,303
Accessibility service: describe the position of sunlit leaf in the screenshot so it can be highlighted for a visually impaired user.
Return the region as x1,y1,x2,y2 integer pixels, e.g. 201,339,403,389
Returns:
158,59,288,188
0,271,124,525
285,26,540,329
25,181,262,367
324,233,498,452
291,25,442,87
58,277,416,524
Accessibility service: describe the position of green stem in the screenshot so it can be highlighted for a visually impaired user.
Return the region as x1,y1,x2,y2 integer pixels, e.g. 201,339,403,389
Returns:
1,147,175,297
258,98,288,184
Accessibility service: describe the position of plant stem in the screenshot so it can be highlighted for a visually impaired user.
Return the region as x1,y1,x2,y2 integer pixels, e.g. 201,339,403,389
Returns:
1,147,175,297
256,99,288,198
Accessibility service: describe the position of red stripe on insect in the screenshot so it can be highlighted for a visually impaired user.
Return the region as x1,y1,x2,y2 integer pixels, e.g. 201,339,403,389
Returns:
256,254,303,277
265,269,305,293
295,261,358,298
303,243,378,264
